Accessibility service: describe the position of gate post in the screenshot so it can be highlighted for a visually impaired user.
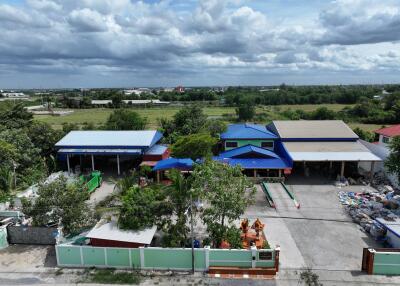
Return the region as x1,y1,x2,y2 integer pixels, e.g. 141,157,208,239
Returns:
251,245,257,268
274,246,280,273
204,246,210,270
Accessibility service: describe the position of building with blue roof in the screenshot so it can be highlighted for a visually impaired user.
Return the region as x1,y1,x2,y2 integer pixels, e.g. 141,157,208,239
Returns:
55,130,163,175
216,123,293,177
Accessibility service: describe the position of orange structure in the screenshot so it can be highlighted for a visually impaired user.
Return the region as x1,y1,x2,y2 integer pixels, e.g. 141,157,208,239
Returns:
240,218,266,249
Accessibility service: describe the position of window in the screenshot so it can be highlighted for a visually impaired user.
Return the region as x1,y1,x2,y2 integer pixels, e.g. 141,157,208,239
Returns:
261,141,274,148
382,136,390,144
225,141,238,148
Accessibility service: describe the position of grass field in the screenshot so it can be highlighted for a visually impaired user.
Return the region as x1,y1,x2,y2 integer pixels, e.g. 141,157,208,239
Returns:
35,103,381,132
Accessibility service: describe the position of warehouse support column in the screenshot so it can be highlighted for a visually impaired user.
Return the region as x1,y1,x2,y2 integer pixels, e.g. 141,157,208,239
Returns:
157,171,160,183
91,155,95,171
278,169,282,178
341,161,345,178
370,161,375,181
67,154,71,174
117,155,120,176
254,169,257,178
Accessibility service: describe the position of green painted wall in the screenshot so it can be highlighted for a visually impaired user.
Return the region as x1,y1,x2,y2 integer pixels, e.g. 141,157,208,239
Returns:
225,139,274,150
56,245,275,271
373,253,400,275
106,248,130,267
0,227,8,250
82,247,106,266
57,246,81,265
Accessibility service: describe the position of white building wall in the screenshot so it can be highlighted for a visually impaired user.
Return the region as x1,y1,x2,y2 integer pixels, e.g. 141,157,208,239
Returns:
359,140,399,187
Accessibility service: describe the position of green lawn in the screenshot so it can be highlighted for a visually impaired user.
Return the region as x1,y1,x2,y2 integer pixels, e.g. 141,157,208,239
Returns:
35,103,362,130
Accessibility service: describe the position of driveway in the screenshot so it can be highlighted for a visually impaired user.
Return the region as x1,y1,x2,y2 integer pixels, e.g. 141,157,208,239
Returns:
243,179,400,285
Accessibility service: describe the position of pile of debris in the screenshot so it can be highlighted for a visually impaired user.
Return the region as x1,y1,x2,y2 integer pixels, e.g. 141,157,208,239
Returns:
339,185,400,240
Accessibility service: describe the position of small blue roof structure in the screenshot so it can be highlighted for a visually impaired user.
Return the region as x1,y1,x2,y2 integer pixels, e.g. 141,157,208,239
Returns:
213,144,292,169
218,145,280,159
221,123,278,140
153,158,194,171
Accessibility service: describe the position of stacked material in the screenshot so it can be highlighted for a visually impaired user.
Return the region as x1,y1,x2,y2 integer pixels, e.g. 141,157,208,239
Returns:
339,187,400,239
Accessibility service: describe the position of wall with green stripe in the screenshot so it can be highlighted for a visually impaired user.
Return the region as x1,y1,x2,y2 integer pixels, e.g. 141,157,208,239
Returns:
225,140,274,150
373,252,400,275
56,245,276,272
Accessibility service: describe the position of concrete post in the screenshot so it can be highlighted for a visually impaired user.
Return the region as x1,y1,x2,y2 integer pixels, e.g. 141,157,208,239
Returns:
117,155,120,176
251,245,257,268
278,169,282,178
254,169,257,178
370,161,375,181
274,246,281,273
157,171,160,183
139,247,145,268
67,154,71,174
341,161,345,178
91,155,95,171
204,246,210,270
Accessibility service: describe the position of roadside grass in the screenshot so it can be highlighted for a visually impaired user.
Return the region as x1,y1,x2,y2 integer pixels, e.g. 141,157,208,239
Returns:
34,104,353,129
82,269,141,284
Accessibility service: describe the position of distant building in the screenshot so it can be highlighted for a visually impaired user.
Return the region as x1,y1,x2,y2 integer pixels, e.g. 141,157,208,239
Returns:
124,88,151,96
1,92,28,98
375,124,400,146
175,86,185,93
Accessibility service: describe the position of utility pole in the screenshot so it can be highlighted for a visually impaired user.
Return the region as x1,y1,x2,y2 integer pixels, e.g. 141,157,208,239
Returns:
190,193,195,274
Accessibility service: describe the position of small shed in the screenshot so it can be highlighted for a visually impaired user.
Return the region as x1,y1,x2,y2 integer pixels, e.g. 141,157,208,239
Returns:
86,221,156,248
376,217,400,248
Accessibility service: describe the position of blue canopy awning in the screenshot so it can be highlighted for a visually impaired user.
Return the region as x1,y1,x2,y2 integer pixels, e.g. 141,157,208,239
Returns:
152,158,194,171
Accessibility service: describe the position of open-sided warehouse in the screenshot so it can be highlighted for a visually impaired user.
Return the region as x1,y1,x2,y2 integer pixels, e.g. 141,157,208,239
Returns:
268,120,381,178
55,130,163,175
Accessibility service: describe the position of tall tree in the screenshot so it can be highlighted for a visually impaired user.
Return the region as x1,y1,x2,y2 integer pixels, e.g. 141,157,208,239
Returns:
22,177,94,235
171,133,217,160
0,103,33,130
236,98,255,121
104,109,147,130
192,160,255,247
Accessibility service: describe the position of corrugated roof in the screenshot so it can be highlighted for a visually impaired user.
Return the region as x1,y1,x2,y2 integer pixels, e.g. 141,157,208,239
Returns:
213,158,291,169
375,124,400,137
221,123,278,140
283,141,381,161
86,222,156,244
270,120,358,140
217,145,280,159
55,131,162,148
58,148,142,155
145,144,168,155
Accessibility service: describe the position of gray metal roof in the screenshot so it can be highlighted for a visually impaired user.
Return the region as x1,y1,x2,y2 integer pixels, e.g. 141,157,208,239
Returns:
270,120,359,139
55,130,161,148
86,221,156,244
283,141,382,161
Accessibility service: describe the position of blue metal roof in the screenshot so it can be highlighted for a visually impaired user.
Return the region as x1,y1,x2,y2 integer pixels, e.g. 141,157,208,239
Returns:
152,158,194,171
221,123,278,140
58,148,142,155
218,145,280,159
145,144,168,155
212,157,291,169
55,130,163,149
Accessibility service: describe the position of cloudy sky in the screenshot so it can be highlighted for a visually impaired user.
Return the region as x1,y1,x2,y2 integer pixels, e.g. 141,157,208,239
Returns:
1,0,400,88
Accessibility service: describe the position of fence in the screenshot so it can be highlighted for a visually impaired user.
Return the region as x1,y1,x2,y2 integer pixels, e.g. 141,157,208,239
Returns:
0,226,8,249
56,244,279,272
362,248,400,275
7,226,59,245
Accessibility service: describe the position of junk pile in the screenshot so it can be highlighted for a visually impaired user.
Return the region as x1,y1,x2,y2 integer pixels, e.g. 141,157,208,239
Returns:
339,185,400,240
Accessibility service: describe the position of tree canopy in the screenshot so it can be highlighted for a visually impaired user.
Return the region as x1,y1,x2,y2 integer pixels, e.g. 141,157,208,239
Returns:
104,109,147,130
22,177,94,235
385,136,400,183
171,133,218,160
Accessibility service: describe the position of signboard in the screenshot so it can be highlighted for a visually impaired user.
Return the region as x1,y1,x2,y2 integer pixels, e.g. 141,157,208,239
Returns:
259,251,273,260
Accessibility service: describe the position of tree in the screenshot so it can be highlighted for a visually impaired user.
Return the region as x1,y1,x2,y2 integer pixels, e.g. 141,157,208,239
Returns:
159,106,208,143
353,127,374,142
161,170,192,247
111,93,123,108
385,136,400,183
236,98,255,121
202,119,227,138
104,109,147,130
118,186,169,230
192,160,255,247
0,103,33,130
22,177,94,235
171,133,218,160
311,107,336,120
28,121,63,158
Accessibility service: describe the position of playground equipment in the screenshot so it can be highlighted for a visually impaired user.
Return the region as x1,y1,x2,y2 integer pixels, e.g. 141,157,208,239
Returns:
240,218,267,249
80,171,102,193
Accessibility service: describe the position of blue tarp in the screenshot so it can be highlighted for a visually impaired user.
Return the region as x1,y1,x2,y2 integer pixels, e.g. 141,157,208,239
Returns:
152,158,194,171
212,158,291,169
221,123,278,140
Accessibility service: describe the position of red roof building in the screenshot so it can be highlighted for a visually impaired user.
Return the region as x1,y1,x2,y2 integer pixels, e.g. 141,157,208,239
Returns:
375,124,400,138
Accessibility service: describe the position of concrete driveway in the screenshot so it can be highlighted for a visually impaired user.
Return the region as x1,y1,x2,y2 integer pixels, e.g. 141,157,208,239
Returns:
243,179,400,285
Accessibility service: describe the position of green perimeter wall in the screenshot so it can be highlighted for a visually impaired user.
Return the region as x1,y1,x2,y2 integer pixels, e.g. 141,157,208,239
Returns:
373,252,400,275
0,227,8,250
56,245,276,271
225,140,274,150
